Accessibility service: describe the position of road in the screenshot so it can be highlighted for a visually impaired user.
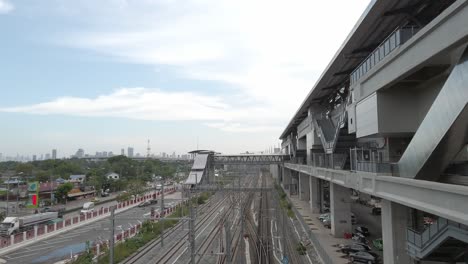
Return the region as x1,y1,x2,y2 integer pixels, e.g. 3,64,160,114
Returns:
0,192,182,264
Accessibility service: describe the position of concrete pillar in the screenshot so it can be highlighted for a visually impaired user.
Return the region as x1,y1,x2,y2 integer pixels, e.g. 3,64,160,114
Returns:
309,177,320,213
10,235,14,245
23,231,26,241
382,199,412,264
34,225,38,239
330,183,352,238
45,225,48,233
282,168,292,191
299,173,310,201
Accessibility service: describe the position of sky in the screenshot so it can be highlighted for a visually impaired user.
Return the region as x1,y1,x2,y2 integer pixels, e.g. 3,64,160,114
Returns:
0,0,370,158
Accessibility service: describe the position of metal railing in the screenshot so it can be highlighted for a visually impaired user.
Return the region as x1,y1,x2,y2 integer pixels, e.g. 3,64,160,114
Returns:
311,153,348,170
407,217,468,258
350,26,419,86
349,147,398,175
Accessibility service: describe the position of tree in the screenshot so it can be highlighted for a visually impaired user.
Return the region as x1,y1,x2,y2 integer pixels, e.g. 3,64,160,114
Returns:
35,170,50,183
15,163,34,175
55,182,73,203
127,180,145,197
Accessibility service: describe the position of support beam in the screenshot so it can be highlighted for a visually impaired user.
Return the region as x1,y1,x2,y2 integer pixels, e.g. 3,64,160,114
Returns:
310,177,321,213
282,167,292,192
330,183,352,238
299,173,310,201
381,200,412,264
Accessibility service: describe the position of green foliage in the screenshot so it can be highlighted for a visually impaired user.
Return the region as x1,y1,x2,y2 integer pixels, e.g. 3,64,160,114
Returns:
296,242,307,255
127,180,145,197
275,183,295,219
116,192,131,202
15,163,34,175
55,182,74,203
97,204,189,264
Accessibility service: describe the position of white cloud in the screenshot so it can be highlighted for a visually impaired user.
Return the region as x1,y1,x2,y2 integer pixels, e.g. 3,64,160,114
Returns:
0,88,287,132
0,0,13,14
54,0,370,120
6,0,370,135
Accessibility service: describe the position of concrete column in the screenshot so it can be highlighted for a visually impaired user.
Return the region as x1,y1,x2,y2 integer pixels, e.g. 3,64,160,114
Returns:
45,225,48,233
309,177,320,213
330,183,352,238
283,168,292,191
382,199,412,264
299,173,310,201
23,231,26,241
10,235,14,245
34,225,38,239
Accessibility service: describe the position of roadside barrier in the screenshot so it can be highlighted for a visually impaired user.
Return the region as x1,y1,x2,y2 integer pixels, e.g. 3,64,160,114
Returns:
0,187,176,250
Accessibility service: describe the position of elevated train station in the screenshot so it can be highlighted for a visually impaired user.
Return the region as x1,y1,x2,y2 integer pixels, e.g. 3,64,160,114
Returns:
279,1,468,263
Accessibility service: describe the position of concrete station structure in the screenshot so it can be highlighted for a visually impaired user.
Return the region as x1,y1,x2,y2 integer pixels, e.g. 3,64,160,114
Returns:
278,1,468,263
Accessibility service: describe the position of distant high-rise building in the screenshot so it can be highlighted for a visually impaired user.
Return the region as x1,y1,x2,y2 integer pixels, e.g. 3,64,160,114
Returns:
45,153,51,160
128,147,134,158
32,155,37,161
121,149,125,156
103,151,108,157
0,153,2,161
108,151,114,157
75,148,85,158
40,154,43,160
52,149,57,160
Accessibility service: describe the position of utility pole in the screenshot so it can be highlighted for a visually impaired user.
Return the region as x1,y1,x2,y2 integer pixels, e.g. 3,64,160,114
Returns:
6,176,10,216
239,175,245,264
110,206,116,264
188,188,195,264
225,219,232,264
160,178,165,247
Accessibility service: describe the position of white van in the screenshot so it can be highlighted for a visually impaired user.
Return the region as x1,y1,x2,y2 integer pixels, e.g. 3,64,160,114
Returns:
81,202,95,214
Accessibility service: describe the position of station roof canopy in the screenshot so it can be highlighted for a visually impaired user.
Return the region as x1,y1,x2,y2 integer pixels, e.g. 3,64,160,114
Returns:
279,0,454,139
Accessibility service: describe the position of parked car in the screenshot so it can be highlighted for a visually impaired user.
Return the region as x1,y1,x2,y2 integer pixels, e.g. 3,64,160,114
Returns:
371,207,381,215
348,242,372,251
349,250,379,263
352,232,369,244
40,206,66,218
340,244,369,255
91,197,100,203
372,238,383,251
322,218,331,228
138,201,152,207
318,213,330,221
149,199,158,204
355,226,370,237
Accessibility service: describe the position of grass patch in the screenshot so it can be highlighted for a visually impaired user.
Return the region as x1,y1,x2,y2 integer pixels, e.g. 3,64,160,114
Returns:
275,183,295,219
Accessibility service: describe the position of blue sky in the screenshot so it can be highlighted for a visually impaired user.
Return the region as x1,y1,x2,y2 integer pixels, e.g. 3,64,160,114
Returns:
0,0,370,158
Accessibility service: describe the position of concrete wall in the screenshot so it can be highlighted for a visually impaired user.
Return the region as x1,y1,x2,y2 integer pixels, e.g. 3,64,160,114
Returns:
377,87,419,134
356,1,468,101
356,92,378,137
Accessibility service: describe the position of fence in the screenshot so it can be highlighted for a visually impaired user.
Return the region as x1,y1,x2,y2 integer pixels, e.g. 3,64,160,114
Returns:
0,187,176,249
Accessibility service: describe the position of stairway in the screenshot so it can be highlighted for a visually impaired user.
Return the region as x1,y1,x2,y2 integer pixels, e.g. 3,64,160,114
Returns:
312,96,355,155
407,218,468,260
398,47,468,180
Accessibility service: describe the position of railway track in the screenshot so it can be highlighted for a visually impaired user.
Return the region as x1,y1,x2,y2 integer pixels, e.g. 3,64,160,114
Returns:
121,194,227,264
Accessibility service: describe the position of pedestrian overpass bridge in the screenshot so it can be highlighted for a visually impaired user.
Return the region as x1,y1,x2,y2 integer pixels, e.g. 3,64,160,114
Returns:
185,151,288,185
